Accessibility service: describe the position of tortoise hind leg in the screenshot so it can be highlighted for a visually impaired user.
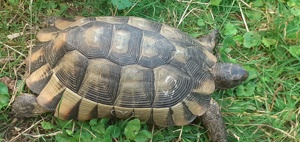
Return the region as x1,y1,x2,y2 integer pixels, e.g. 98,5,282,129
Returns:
200,99,227,142
197,30,219,53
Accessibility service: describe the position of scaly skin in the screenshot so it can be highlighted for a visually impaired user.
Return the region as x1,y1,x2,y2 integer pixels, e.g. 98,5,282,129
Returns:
200,99,227,142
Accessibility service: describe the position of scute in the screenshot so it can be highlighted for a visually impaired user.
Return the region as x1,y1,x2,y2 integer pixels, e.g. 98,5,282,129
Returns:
53,50,88,93
67,21,113,58
78,59,121,105
108,24,142,65
127,17,162,32
115,65,154,108
138,31,175,68
153,65,193,108
29,16,217,126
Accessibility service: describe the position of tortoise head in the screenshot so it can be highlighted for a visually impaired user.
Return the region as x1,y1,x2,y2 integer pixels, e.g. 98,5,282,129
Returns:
212,63,248,89
11,94,48,118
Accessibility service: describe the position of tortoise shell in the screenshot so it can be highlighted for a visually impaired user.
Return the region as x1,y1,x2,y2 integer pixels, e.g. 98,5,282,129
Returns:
26,16,217,126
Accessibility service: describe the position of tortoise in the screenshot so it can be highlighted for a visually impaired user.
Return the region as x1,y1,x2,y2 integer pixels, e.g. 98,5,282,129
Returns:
11,16,248,142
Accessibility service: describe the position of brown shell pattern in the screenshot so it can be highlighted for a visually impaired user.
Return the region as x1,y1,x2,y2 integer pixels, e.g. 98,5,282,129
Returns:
26,17,217,126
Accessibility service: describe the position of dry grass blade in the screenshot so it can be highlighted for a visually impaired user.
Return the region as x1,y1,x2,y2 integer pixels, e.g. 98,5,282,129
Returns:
0,57,15,64
22,131,63,138
235,124,298,141
0,42,26,57
9,120,43,142
238,0,249,32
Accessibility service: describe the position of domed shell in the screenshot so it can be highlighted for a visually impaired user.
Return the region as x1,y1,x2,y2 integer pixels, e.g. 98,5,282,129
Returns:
26,16,217,126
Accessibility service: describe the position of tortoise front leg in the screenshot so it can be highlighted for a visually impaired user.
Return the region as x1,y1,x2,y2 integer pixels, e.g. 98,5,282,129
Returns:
200,99,227,142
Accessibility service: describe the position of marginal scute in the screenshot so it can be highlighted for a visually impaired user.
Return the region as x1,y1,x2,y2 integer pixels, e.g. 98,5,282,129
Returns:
133,108,151,121
96,16,129,24
54,17,95,30
113,106,133,119
203,49,217,66
152,107,174,126
44,32,67,68
54,88,82,120
171,102,196,126
54,18,76,30
183,93,211,116
26,64,53,94
36,27,58,42
128,17,162,32
26,44,47,74
97,103,113,118
77,97,98,120
160,24,197,47
37,75,65,111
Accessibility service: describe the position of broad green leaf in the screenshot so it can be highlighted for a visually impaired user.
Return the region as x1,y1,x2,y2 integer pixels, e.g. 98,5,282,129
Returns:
290,7,300,16
273,48,288,60
233,35,243,44
0,82,8,95
246,105,257,111
236,82,256,97
224,23,238,36
262,37,277,47
55,119,73,129
220,35,235,62
210,0,222,6
243,31,261,48
197,19,205,27
0,82,9,109
8,0,19,5
288,46,300,60
222,35,237,49
59,3,68,11
89,119,98,126
41,121,56,130
100,118,110,125
106,125,121,138
55,133,71,142
111,0,132,10
135,130,152,142
245,69,259,81
90,119,105,134
182,125,192,132
124,119,141,140
252,0,264,7
66,129,73,136
78,129,94,141
286,18,300,39
0,95,9,109
245,10,262,21
287,0,300,7
15,80,25,93
103,133,112,142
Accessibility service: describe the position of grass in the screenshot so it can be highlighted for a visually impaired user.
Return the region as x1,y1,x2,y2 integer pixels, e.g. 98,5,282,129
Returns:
0,0,299,141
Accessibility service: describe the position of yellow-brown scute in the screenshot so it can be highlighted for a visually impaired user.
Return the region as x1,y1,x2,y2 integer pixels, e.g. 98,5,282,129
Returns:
36,28,58,42
29,17,216,126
